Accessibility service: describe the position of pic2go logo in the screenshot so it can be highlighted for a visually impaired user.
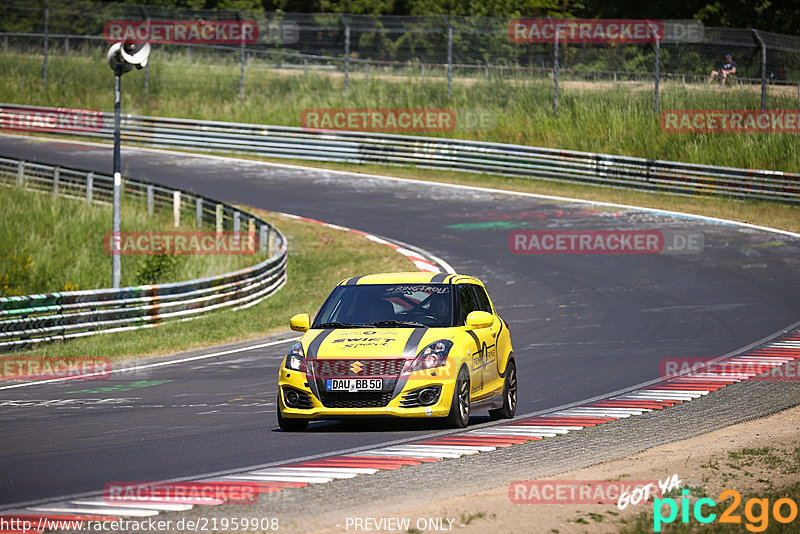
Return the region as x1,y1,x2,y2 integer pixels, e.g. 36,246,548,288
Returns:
654,489,799,532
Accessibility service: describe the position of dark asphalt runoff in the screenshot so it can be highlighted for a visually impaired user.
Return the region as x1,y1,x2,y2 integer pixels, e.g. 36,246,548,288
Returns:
1,135,799,508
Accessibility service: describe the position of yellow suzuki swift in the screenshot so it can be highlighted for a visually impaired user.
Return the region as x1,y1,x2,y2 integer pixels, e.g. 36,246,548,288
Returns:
277,272,516,431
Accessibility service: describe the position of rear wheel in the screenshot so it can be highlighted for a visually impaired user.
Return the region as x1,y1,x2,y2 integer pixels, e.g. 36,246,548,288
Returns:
277,395,309,432
489,359,517,420
445,367,470,428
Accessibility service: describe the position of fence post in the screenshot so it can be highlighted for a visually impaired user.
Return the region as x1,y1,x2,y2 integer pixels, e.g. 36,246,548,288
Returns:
16,161,24,187
484,63,489,81
196,197,203,227
238,10,246,101
365,62,369,83
173,191,181,227
444,16,453,98
86,171,93,204
421,63,425,79
342,16,350,94
216,203,224,232
613,71,617,91
233,211,240,233
146,185,154,216
303,57,308,75
42,1,49,89
268,228,276,256
654,30,660,115
553,36,559,116
52,166,59,198
259,224,268,253
751,29,767,111
64,36,69,58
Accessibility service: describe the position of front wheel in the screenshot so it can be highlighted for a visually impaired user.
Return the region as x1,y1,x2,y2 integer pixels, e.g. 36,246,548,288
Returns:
277,395,309,432
489,359,517,420
445,367,471,428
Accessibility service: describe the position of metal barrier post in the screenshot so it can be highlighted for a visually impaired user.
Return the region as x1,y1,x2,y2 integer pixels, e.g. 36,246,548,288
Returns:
268,228,276,256
216,203,224,232
233,211,240,233
238,10,246,101
147,185,154,216
196,197,203,227
613,72,617,91
42,2,49,89
52,166,59,198
365,62,369,83
173,191,181,227
553,36,559,116
343,17,350,94
86,171,93,204
16,161,24,187
64,36,69,58
444,16,452,98
259,224,268,253
654,31,660,115
753,29,767,111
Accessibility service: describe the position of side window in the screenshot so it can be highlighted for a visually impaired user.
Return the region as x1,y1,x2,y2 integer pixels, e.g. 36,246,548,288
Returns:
457,285,479,325
471,285,493,313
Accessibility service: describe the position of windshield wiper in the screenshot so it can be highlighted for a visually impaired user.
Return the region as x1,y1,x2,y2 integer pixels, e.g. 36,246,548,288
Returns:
315,321,362,329
367,320,426,328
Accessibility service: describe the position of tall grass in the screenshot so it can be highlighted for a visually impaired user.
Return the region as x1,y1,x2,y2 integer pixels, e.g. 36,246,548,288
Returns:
1,51,798,172
0,186,269,296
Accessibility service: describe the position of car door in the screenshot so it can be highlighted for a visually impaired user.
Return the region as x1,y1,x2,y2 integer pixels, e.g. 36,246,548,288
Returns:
457,284,495,399
470,284,501,396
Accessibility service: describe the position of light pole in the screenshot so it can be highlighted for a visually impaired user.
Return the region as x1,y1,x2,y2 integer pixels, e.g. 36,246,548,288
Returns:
106,41,150,288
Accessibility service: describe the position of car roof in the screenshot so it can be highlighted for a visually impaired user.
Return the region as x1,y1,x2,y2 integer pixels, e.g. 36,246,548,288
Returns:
338,272,484,287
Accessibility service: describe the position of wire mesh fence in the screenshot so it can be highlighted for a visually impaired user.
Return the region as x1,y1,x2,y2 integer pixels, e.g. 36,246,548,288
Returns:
1,0,799,113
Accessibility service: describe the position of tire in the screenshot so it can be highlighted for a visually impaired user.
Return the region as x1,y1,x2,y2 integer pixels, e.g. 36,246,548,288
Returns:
277,395,309,432
445,366,471,428
489,359,517,420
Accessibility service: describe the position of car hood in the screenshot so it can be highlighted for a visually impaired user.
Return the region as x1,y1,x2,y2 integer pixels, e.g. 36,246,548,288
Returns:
302,327,444,359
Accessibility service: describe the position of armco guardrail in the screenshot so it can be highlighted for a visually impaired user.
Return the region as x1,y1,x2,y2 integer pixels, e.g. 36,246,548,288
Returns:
0,156,287,352
2,103,798,205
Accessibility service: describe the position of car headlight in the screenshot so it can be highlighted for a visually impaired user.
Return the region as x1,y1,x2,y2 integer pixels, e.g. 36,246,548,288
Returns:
285,341,306,372
412,340,453,371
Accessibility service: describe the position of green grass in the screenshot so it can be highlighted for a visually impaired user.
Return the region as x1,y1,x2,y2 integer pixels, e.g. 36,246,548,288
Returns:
15,209,414,360
0,185,267,296
1,50,799,172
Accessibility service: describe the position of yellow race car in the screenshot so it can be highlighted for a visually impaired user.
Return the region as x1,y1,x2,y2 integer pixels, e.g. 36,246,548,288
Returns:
277,272,516,431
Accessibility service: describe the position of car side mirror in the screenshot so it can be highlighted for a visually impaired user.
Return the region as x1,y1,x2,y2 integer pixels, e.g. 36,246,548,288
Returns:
466,311,493,330
290,313,310,332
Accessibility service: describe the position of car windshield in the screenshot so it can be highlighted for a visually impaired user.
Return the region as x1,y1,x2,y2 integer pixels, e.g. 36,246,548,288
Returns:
314,283,454,328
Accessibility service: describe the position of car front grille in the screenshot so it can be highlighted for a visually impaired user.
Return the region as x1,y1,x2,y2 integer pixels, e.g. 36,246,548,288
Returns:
310,358,406,409
317,390,395,409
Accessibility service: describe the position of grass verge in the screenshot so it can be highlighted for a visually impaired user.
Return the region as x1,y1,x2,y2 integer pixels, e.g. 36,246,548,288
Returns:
0,185,269,296
1,51,799,172
14,209,414,360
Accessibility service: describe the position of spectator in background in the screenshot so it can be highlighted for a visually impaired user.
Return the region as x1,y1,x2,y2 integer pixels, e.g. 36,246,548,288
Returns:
708,54,738,86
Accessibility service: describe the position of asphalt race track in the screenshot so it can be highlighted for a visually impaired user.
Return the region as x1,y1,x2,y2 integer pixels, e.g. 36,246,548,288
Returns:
1,135,799,508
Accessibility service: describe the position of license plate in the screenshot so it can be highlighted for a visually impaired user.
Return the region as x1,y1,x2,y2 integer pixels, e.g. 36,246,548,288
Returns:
326,378,382,392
